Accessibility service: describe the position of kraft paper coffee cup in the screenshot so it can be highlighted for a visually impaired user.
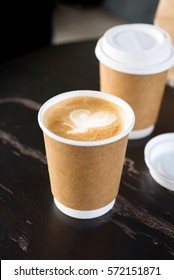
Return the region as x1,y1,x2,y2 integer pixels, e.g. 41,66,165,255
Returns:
38,90,135,219
154,0,174,87
95,24,174,139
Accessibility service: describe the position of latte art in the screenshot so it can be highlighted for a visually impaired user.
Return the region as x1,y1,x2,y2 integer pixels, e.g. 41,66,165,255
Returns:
43,96,128,141
65,109,117,134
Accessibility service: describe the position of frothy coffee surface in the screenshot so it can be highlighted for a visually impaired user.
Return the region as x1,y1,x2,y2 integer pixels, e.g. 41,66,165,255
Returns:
43,96,129,141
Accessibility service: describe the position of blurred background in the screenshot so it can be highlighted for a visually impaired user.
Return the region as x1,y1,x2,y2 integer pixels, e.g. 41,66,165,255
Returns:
1,0,159,62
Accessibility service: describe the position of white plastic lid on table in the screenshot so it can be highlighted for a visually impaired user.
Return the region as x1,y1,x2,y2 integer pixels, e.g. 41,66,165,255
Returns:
95,24,174,74
144,133,174,191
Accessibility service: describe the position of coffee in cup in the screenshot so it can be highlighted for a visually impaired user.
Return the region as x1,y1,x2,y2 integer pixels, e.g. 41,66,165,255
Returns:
43,95,129,141
38,90,135,219
95,24,174,139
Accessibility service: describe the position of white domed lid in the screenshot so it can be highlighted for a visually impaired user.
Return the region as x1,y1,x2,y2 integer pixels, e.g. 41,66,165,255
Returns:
95,24,174,74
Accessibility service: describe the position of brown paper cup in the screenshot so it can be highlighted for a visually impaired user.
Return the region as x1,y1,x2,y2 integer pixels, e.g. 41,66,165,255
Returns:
100,63,168,136
95,24,174,139
38,90,135,219
154,0,174,87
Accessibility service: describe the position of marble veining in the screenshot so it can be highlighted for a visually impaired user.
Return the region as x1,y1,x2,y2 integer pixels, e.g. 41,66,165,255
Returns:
113,196,174,240
9,234,29,252
124,157,140,176
99,195,174,256
0,182,14,195
0,129,47,165
0,97,41,111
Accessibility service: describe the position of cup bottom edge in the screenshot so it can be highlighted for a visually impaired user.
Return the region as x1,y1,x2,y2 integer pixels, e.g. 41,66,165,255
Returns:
129,125,154,140
53,198,115,219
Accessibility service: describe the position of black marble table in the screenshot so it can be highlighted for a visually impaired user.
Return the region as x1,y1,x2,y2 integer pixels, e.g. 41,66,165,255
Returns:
0,41,174,260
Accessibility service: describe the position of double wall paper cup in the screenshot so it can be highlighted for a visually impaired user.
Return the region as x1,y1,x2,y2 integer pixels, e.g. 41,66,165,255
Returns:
95,24,174,139
38,90,135,219
154,0,174,87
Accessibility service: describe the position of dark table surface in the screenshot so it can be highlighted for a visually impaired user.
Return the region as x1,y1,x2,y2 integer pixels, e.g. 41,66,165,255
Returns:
0,40,174,260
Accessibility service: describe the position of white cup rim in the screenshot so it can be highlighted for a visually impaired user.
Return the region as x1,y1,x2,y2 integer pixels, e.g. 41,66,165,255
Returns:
38,90,135,147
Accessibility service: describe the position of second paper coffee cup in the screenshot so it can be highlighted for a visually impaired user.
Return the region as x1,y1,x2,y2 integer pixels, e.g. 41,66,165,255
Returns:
38,90,135,219
95,24,174,139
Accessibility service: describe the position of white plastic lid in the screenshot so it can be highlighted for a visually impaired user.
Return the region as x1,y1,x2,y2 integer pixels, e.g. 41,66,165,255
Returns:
95,24,174,74
144,133,174,190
